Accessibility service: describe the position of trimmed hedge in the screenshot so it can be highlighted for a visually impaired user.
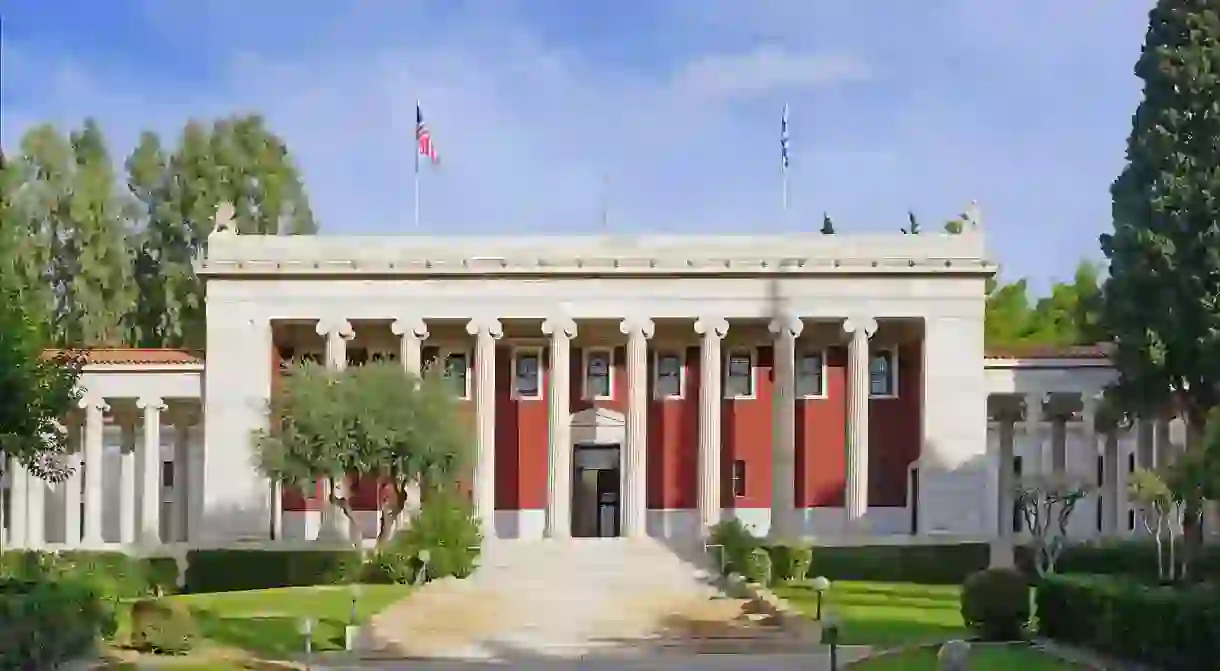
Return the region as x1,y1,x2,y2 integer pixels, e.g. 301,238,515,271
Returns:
0,550,180,598
802,543,991,584
1036,573,1220,670
0,577,114,668
183,549,362,593
1016,541,1220,581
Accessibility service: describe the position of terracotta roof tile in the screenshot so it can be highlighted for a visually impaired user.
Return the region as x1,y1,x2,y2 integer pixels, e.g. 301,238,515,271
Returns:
984,342,1112,360
41,348,204,366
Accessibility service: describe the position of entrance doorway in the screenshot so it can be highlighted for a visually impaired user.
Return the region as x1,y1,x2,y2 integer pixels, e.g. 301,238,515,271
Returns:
572,443,620,537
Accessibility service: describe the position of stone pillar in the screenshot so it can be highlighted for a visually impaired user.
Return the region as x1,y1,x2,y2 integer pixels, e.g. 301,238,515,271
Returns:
1024,393,1047,476
26,466,44,548
542,315,577,539
119,416,137,545
768,315,803,541
137,396,165,546
81,396,108,546
997,419,1015,538
842,316,876,527
694,316,729,536
8,458,27,548
620,317,654,538
467,317,503,539
1080,393,1101,537
1103,431,1122,537
173,414,192,542
62,421,82,547
392,317,429,375
316,318,354,543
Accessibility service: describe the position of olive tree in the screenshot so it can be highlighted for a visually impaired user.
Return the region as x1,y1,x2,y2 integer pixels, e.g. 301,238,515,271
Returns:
1014,473,1093,577
253,359,472,547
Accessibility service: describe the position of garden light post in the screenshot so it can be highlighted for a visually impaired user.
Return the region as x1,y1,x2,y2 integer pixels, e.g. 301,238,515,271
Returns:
346,583,364,651
823,615,840,669
416,548,432,585
812,575,831,620
298,617,315,670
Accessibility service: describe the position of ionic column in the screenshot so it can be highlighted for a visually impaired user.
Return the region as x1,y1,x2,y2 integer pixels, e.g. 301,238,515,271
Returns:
768,315,803,541
694,316,729,536
316,318,354,542
467,317,503,539
391,317,430,376
1024,392,1048,476
62,420,82,547
80,396,108,545
119,414,137,545
1080,393,1101,536
842,316,876,526
996,416,1016,537
137,396,165,546
620,317,655,538
8,457,28,548
542,315,577,538
173,413,193,542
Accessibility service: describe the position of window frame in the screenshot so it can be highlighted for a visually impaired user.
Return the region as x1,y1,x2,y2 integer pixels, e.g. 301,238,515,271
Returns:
868,347,899,399
795,348,828,399
723,348,757,400
423,346,473,400
581,347,615,401
652,349,685,400
511,346,544,401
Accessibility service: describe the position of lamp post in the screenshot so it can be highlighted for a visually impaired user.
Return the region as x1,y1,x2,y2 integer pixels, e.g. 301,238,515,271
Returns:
416,548,432,585
811,575,831,620
346,583,364,651
298,617,315,670
823,615,840,670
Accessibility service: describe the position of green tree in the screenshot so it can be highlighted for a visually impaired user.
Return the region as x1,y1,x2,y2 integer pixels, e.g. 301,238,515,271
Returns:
128,115,318,348
1101,0,1220,552
252,360,472,547
820,212,835,234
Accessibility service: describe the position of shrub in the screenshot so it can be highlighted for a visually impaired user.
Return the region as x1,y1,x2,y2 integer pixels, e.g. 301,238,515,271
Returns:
0,576,113,668
183,549,362,593
0,550,178,599
1036,573,1220,670
744,547,773,585
805,543,990,584
767,544,812,584
960,568,1031,641
1017,541,1220,583
361,548,418,585
130,598,197,655
708,519,761,577
387,488,482,582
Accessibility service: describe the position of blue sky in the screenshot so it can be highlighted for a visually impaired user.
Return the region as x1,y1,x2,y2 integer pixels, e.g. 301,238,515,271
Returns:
2,0,1153,289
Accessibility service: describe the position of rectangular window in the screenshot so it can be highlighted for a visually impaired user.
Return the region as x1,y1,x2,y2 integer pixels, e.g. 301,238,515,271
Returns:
869,350,896,397
1013,455,1024,533
370,350,397,363
1096,455,1105,532
347,347,368,367
724,351,754,398
1127,452,1136,474
513,349,542,399
584,349,613,400
654,352,683,399
1127,509,1135,531
161,462,174,488
795,351,825,397
444,352,469,399
732,460,747,497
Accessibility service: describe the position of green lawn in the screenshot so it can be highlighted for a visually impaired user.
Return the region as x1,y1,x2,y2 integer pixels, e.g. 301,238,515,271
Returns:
773,580,969,646
847,644,1087,670
165,584,411,658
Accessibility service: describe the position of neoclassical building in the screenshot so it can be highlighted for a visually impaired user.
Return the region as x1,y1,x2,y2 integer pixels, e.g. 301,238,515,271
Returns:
1,216,1213,551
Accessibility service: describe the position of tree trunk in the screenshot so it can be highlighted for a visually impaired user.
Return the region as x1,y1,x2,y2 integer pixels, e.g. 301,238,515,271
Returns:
376,485,407,547
330,490,362,549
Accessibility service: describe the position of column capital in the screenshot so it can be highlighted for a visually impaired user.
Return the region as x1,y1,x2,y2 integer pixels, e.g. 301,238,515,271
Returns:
77,393,109,412
841,316,877,338
391,317,429,339
694,316,729,339
315,317,354,339
768,315,804,339
136,396,167,412
466,317,504,339
542,315,578,339
171,403,203,427
619,317,655,339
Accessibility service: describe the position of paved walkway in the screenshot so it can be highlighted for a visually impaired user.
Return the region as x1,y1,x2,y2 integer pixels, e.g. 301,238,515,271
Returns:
316,652,859,670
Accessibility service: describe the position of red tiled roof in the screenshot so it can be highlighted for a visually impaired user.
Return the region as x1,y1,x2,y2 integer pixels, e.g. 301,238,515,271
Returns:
41,348,204,366
984,343,1112,360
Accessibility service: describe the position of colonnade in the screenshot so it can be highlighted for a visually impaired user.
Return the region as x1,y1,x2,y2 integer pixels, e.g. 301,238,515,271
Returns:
311,313,887,541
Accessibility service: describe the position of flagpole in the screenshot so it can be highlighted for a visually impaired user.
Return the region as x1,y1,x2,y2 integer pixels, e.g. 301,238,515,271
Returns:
413,99,421,231
780,103,790,222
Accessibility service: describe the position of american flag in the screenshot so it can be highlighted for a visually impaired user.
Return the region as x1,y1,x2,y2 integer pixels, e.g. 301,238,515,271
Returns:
780,104,790,170
416,103,439,164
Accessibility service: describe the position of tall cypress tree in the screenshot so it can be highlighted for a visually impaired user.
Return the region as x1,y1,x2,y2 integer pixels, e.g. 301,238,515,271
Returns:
1101,1,1220,427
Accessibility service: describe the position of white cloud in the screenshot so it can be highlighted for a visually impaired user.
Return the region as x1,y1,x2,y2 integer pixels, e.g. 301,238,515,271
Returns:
672,48,871,100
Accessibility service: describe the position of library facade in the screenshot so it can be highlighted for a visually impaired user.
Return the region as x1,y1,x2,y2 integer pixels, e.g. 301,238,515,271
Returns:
1,222,1205,550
